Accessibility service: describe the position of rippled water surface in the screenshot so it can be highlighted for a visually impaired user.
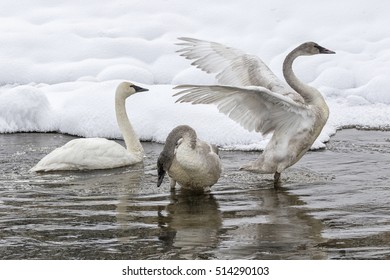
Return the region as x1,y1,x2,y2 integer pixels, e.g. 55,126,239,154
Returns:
0,130,389,259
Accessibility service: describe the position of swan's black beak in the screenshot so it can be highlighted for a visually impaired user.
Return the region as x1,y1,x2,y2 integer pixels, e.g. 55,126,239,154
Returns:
317,45,336,54
157,169,166,188
133,85,149,92
157,159,166,187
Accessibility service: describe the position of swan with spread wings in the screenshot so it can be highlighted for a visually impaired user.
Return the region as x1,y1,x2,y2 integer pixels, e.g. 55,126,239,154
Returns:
174,38,335,186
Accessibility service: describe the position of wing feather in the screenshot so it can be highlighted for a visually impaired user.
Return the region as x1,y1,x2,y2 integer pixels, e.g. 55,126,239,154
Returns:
174,85,311,135
177,37,304,103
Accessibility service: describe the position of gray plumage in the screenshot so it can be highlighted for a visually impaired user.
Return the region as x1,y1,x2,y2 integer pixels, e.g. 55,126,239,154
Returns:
157,125,222,190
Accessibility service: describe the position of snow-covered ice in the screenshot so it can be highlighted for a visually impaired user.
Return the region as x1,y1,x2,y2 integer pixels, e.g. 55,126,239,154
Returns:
0,0,389,150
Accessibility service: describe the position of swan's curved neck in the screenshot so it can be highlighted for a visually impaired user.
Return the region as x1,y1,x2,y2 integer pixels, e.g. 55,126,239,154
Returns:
159,126,197,170
283,48,324,105
115,92,144,158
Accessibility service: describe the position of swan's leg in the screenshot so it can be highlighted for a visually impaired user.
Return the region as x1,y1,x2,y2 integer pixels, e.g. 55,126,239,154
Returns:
169,177,176,190
273,172,281,188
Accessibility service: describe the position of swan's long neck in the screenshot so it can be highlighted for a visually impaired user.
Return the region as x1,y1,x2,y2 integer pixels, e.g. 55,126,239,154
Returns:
115,92,144,158
159,126,197,170
283,48,325,105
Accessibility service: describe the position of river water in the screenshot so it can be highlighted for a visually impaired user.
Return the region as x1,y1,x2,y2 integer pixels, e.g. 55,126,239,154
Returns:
0,129,389,259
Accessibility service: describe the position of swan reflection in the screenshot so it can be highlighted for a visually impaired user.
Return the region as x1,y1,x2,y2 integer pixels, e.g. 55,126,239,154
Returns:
157,189,222,258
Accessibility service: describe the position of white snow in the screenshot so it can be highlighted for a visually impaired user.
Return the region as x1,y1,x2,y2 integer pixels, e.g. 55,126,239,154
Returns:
0,0,389,150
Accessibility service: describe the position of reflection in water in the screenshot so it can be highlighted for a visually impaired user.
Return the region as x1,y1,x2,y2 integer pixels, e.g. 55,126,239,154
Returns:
113,167,144,245
211,184,327,259
0,131,389,259
157,190,222,259
288,129,390,259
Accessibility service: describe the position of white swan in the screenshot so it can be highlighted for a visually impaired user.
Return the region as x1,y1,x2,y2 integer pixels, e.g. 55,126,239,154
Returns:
30,82,148,172
157,125,222,191
174,38,335,185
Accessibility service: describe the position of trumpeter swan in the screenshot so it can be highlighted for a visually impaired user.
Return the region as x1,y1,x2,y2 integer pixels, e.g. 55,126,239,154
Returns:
174,38,335,186
30,82,148,172
157,125,222,191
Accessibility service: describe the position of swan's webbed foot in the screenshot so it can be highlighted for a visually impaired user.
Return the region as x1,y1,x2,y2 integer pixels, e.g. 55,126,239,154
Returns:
273,172,281,188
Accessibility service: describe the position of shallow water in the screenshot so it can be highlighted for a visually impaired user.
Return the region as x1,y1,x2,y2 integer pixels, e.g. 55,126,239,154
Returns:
0,130,389,259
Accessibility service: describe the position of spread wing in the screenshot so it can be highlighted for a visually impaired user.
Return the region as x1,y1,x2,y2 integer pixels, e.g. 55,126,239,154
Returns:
177,37,304,103
174,85,311,135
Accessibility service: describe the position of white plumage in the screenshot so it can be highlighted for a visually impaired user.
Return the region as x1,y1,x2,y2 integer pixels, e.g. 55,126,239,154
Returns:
30,82,148,172
174,38,335,185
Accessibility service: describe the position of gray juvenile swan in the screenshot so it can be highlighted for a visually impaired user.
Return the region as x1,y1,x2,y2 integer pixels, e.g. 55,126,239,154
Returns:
157,125,222,191
174,38,335,186
30,82,148,172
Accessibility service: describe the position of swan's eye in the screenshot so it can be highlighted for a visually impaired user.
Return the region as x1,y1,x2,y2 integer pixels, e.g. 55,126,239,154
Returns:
314,44,325,53
314,44,335,54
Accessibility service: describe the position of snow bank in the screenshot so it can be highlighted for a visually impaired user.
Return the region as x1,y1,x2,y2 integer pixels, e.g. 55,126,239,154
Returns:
0,0,389,150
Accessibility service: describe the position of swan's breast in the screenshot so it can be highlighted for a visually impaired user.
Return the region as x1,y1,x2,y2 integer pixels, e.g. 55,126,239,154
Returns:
168,140,222,188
